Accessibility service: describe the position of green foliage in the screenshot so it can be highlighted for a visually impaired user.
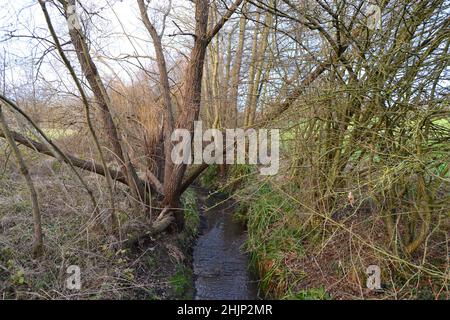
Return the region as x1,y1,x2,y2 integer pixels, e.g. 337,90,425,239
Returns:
50,160,62,172
222,164,256,193
169,264,194,299
172,188,199,299
10,268,26,286
283,287,330,300
199,164,219,189
238,180,305,297
178,188,200,251
182,188,199,233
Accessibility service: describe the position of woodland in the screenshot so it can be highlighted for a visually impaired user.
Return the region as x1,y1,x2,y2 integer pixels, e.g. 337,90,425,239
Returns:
0,0,448,300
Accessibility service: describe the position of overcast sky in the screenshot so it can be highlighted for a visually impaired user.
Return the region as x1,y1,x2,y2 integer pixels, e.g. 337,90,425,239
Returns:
0,0,195,100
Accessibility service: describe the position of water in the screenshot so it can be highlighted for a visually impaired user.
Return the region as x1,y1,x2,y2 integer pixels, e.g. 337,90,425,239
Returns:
192,188,259,300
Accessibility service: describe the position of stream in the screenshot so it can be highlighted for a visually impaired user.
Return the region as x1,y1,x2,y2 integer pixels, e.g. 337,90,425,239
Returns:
192,187,259,300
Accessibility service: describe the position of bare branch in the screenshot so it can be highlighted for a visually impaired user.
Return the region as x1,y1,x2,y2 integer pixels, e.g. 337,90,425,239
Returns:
207,0,245,42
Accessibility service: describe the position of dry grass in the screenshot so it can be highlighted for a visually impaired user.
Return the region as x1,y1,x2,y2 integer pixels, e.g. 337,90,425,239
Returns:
233,171,449,300
0,145,193,300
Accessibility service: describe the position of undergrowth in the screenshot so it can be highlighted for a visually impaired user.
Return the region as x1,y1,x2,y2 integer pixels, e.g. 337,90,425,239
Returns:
231,165,448,300
0,155,199,300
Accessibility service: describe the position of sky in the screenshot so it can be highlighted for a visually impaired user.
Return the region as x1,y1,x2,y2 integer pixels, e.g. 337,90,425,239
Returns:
0,0,194,100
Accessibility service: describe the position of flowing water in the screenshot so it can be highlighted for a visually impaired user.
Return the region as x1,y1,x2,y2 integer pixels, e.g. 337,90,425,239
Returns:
192,187,259,300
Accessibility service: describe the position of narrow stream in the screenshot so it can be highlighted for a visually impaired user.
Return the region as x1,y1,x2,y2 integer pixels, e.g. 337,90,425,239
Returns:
192,187,259,300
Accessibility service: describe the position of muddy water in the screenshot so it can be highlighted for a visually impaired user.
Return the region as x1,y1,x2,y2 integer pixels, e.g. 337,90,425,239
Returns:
192,188,259,300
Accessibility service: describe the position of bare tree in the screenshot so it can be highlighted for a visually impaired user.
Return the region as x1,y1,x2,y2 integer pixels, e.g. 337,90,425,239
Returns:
0,0,244,234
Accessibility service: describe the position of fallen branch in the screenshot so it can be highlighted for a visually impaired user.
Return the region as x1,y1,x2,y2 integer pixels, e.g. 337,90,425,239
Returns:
0,91,167,197
0,128,128,184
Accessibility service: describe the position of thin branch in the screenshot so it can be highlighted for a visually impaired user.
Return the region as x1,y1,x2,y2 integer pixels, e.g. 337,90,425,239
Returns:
0,106,43,258
207,0,245,42
0,128,127,185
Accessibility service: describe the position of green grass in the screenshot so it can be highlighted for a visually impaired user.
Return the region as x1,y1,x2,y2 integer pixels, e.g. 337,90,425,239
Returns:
432,118,450,129
283,287,330,300
42,128,76,139
199,164,220,189
178,188,200,251
169,188,200,300
238,180,307,297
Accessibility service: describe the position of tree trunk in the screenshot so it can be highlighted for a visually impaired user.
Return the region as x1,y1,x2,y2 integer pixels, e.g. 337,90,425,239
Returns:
64,0,146,204
229,4,247,127
0,107,43,258
162,0,210,230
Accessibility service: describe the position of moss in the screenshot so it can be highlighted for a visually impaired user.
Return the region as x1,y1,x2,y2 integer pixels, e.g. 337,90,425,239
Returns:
169,264,194,299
